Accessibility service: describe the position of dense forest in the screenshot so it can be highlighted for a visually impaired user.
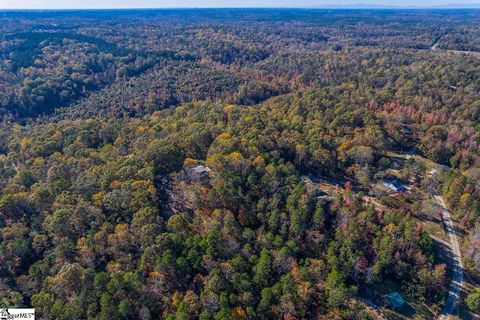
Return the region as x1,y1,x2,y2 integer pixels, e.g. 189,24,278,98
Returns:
0,9,479,319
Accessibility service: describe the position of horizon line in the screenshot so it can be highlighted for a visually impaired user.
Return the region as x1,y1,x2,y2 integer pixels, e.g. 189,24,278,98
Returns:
2,5,480,10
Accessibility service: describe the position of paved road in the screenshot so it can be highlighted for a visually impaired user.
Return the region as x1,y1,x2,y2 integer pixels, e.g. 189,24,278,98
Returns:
435,195,464,320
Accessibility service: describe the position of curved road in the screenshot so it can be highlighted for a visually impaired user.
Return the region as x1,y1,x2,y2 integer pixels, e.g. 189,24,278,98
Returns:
435,195,464,320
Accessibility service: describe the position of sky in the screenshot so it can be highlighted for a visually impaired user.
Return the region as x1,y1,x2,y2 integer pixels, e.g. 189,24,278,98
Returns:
1,0,479,9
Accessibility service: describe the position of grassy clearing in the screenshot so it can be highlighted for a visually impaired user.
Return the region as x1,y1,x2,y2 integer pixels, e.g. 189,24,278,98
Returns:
423,220,448,242
386,151,439,171
386,168,402,179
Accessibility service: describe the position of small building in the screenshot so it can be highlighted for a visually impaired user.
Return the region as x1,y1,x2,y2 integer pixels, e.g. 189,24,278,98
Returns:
186,165,212,184
192,165,211,175
385,292,405,311
315,195,333,202
302,176,313,185
391,161,401,170
383,179,406,193
400,126,413,135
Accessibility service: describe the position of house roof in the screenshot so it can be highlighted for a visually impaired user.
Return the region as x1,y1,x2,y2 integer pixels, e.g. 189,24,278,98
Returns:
384,179,405,188
391,180,403,189
192,165,211,174
387,292,405,308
